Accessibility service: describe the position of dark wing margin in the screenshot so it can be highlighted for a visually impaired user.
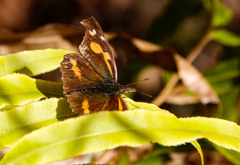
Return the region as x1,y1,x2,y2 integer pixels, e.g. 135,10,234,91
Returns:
60,53,104,94
80,16,118,81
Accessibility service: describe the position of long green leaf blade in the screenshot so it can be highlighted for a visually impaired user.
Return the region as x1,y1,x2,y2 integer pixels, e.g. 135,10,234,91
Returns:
1,109,240,165
0,74,63,110
0,49,75,76
0,98,77,150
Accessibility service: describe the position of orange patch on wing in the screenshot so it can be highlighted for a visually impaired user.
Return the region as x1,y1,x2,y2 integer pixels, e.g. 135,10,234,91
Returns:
82,98,90,114
90,42,113,76
70,59,81,80
118,97,123,111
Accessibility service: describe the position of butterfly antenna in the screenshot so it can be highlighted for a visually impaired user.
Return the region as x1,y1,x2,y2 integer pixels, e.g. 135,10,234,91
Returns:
125,78,153,98
125,78,150,86
136,90,154,98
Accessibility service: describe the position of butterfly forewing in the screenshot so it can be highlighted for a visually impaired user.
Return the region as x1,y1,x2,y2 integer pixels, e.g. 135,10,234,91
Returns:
60,53,104,94
80,17,118,81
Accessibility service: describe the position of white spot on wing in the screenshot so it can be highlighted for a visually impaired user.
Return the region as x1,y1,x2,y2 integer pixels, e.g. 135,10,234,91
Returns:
89,29,96,36
100,36,105,41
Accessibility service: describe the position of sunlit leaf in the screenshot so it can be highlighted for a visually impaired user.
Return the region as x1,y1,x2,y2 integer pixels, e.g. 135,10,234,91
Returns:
0,74,63,110
211,29,240,46
191,141,203,165
0,49,75,76
0,98,77,150
1,108,240,164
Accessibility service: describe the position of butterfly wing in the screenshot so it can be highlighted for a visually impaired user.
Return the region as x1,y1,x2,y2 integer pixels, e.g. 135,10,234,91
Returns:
67,93,128,114
66,92,110,114
80,16,118,81
103,96,128,111
60,53,104,94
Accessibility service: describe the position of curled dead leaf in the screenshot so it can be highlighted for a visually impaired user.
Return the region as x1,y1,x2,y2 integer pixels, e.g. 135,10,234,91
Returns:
174,54,219,105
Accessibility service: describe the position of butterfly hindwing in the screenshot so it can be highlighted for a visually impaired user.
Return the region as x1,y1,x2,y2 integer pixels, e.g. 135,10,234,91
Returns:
67,93,128,114
67,92,109,114
80,16,118,81
103,96,128,111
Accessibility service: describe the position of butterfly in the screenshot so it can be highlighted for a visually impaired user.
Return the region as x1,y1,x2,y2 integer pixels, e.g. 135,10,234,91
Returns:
60,16,136,114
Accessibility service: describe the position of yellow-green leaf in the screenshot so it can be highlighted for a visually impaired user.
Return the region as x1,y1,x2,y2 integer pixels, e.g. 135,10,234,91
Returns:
0,74,63,110
0,49,75,76
191,141,203,165
0,98,77,150
1,108,240,165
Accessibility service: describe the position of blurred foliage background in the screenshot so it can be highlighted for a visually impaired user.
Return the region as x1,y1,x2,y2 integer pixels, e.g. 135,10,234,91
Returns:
0,0,240,164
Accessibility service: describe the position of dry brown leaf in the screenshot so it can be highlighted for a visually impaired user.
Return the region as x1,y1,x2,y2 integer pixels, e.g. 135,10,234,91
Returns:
0,24,83,55
126,144,153,163
107,32,177,72
174,54,219,105
166,85,200,105
93,149,122,165
131,38,162,52
131,37,177,72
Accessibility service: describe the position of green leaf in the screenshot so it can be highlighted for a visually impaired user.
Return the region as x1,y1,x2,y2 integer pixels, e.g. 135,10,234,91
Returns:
117,153,129,165
0,49,75,76
132,155,167,165
211,1,233,27
0,98,77,150
1,109,240,165
0,74,63,110
124,97,160,111
191,141,203,165
205,59,240,83
214,145,240,164
211,29,240,46
218,87,240,122
205,59,240,95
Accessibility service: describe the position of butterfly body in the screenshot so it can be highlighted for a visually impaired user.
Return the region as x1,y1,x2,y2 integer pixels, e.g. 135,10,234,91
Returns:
69,79,129,97
60,16,135,114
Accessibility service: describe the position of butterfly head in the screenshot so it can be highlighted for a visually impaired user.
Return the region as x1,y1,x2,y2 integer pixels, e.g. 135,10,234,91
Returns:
119,86,136,95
